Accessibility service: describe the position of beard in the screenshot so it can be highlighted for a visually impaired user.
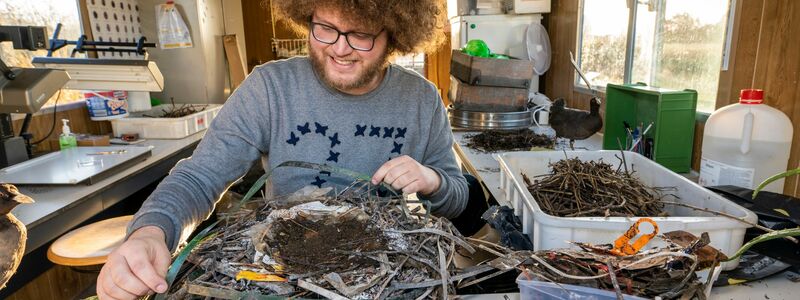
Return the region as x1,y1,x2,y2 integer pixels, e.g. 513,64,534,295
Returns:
309,48,388,93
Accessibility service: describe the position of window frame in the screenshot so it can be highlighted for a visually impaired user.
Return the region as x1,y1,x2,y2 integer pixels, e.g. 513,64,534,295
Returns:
574,0,736,114
2,0,89,120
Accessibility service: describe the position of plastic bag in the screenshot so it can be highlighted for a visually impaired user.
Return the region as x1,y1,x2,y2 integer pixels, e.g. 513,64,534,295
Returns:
156,1,193,49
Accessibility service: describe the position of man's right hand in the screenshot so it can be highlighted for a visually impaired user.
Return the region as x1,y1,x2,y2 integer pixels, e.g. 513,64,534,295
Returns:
97,226,171,299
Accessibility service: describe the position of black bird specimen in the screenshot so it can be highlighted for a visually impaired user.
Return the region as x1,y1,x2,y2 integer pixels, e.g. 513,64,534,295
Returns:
549,97,603,149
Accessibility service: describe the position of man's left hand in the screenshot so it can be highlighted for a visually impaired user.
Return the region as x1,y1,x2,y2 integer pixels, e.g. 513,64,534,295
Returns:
371,155,441,195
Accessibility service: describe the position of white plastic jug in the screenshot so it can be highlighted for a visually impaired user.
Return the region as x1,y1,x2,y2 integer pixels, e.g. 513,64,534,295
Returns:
699,89,793,193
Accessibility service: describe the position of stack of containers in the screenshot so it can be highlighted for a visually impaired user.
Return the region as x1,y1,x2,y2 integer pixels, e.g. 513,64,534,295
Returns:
449,50,535,112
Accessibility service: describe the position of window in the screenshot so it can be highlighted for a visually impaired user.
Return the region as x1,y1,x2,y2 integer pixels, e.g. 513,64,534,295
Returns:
0,0,85,107
392,53,426,76
578,0,732,113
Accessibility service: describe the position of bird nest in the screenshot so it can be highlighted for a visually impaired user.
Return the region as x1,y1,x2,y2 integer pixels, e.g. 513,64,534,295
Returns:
464,129,554,152
160,185,496,299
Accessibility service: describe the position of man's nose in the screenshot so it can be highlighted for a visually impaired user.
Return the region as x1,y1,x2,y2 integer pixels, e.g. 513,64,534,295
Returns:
331,35,354,56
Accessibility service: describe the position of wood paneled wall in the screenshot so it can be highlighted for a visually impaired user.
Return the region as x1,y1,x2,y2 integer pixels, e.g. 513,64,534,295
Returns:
6,265,96,300
11,106,113,153
425,35,453,106
544,0,607,124
241,0,302,71
715,0,800,196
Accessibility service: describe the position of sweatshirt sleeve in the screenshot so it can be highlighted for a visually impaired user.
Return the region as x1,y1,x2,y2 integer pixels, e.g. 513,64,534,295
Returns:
127,68,271,251
418,89,468,219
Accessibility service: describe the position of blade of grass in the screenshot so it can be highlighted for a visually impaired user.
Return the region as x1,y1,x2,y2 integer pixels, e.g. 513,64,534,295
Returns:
725,228,800,262
155,221,219,300
753,168,800,199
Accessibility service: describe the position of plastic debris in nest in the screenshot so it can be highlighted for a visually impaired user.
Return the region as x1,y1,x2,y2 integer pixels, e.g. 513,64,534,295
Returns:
482,219,728,300
160,183,501,300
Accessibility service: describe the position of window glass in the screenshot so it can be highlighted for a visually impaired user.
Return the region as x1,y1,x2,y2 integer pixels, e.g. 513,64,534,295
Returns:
0,0,85,107
631,0,730,113
578,0,629,89
579,0,731,113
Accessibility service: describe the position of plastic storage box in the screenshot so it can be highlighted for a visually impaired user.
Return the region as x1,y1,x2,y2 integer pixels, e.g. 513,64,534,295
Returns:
602,83,697,173
110,104,222,139
517,275,647,300
495,151,757,270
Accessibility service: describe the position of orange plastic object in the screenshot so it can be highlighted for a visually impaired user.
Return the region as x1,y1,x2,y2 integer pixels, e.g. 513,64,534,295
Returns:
235,270,287,282
610,218,659,256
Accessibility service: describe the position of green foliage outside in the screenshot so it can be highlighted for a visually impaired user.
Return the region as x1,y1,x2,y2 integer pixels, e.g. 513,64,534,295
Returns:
0,0,85,106
581,13,727,113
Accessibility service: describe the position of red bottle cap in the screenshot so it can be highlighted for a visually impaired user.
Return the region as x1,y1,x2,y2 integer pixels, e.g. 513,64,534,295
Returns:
740,89,764,104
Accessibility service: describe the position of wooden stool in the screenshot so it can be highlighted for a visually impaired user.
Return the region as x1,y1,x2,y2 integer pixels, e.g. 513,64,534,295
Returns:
47,215,133,267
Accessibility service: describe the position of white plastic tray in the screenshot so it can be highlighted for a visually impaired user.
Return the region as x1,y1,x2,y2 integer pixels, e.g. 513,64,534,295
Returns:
110,104,221,139
495,151,757,270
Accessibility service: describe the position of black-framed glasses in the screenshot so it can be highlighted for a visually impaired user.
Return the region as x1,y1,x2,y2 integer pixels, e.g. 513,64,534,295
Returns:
309,21,384,51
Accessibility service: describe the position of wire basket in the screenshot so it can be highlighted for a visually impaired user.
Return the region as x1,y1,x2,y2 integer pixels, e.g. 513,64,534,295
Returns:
272,38,308,58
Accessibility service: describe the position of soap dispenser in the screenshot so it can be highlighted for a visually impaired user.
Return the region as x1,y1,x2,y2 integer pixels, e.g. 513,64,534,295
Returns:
59,119,77,149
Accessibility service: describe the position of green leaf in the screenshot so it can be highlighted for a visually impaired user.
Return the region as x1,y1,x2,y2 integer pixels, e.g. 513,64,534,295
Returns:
155,221,219,300
753,168,800,199
725,228,800,262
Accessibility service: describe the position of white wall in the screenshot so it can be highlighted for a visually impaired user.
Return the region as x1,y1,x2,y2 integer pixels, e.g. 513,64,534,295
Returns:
138,0,244,104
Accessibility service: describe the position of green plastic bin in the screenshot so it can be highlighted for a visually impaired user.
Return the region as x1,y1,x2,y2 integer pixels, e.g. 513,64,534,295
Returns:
602,83,697,173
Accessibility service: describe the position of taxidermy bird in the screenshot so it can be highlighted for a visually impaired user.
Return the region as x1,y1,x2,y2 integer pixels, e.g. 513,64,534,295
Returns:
0,183,33,289
548,51,604,149
550,97,603,149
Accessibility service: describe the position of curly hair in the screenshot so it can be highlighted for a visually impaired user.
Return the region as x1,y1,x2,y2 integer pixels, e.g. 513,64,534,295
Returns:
271,0,447,55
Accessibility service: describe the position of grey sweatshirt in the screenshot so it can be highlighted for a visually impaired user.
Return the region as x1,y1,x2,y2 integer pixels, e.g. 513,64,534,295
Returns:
128,57,468,251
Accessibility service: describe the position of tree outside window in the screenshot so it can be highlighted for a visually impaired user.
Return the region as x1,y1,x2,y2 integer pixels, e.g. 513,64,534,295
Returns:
578,0,732,113
0,0,85,107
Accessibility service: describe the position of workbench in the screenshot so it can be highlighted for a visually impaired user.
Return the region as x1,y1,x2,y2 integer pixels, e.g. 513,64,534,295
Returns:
11,132,203,255
451,127,799,300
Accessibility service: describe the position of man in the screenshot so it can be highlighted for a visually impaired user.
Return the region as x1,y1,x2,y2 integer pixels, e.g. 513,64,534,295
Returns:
96,0,467,299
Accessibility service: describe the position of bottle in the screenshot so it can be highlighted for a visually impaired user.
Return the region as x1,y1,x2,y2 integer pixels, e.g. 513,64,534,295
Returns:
59,119,77,150
699,89,793,193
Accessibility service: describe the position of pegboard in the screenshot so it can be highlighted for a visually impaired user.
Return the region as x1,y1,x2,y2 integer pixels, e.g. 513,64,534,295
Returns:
86,0,144,59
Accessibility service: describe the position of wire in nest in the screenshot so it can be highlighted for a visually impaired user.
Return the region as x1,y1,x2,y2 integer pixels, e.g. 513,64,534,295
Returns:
31,89,63,145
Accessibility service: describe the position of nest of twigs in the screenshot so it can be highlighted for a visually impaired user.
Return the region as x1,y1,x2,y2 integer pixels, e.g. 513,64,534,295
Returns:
523,157,669,217
162,184,501,299
513,230,724,299
465,129,555,152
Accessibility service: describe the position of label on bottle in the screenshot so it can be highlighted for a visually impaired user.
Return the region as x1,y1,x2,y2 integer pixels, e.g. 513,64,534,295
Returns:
699,158,755,188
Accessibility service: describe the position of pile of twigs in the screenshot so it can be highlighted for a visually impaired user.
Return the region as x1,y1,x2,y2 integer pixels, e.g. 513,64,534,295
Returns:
161,182,499,299
510,231,721,299
144,98,207,118
465,129,554,152
523,157,668,217
159,104,206,118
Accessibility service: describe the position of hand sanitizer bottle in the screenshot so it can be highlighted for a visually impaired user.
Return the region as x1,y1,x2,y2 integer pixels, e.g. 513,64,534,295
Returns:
59,119,77,149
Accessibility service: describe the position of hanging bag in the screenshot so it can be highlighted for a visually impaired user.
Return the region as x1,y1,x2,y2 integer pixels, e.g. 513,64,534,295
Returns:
156,1,193,49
